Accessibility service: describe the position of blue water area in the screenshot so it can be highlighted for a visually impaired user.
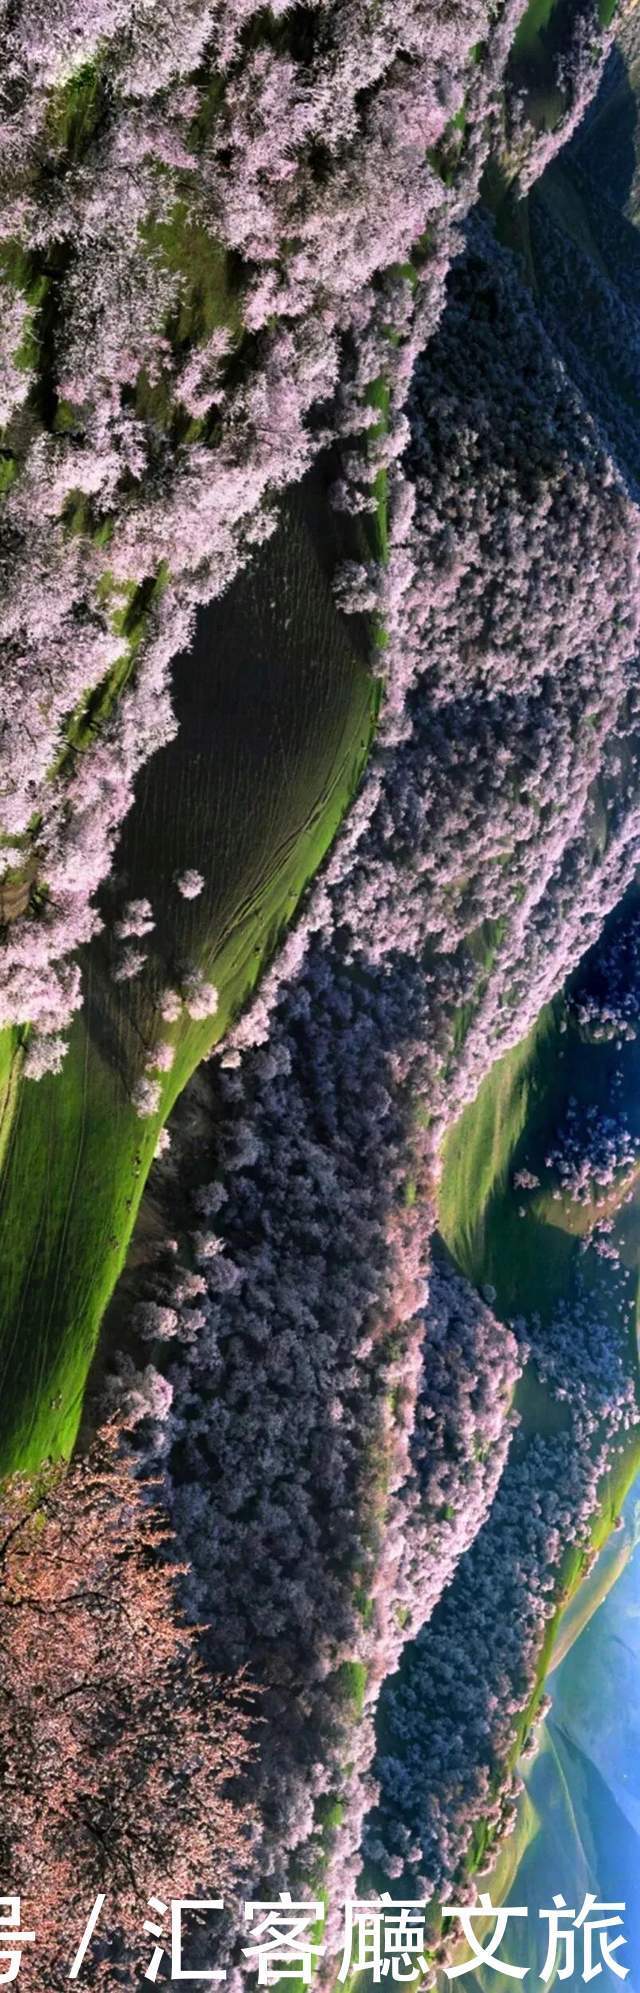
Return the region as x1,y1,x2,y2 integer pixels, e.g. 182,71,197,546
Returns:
462,1492,640,1992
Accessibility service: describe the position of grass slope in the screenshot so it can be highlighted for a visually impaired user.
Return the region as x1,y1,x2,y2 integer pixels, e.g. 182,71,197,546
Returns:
0,466,377,1472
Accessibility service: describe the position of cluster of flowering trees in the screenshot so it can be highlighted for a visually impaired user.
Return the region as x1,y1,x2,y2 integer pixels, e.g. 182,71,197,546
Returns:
225,215,640,1109
366,1262,638,1905
544,1098,640,1205
118,1185,520,1965
3,2,638,1970
125,957,437,1948
104,187,640,1965
569,904,640,1043
0,0,556,1062
505,0,616,190
0,1421,254,1987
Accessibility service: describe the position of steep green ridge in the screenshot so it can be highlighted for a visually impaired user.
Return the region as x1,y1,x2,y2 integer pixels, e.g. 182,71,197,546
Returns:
0,469,377,1472
439,1004,559,1307
548,1507,637,1673
0,1032,22,1178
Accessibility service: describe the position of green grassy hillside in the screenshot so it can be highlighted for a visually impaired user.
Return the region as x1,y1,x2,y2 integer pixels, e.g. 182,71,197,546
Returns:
0,468,377,1471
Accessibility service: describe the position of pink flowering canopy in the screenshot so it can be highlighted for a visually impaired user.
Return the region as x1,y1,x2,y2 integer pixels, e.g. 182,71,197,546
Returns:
2,0,640,1980
0,0,598,1045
